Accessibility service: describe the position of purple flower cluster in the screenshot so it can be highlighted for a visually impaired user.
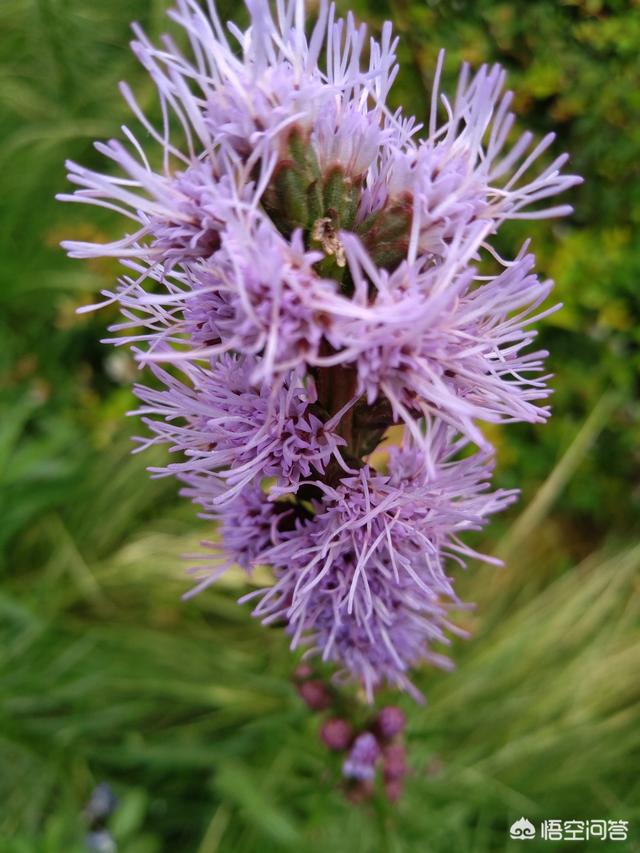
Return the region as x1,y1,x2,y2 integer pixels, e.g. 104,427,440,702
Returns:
243,435,514,701
295,662,409,800
60,1,578,702
134,354,346,505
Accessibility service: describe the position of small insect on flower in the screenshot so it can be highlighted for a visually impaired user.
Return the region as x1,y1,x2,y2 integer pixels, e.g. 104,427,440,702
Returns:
59,0,579,716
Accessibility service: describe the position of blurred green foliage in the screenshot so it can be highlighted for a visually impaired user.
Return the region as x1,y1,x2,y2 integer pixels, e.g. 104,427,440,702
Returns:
1,0,639,850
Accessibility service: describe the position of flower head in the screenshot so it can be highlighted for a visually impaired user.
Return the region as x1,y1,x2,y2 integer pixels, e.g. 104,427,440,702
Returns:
247,437,516,699
335,238,556,447
134,353,346,506
59,0,577,707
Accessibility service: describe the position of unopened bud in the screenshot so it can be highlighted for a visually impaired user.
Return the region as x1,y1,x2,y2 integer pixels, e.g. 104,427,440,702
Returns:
297,679,331,710
294,663,313,682
320,718,353,751
376,705,407,739
383,743,407,781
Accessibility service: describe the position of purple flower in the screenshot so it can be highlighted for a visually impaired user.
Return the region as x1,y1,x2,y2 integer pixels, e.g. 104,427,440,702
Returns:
85,831,116,853
334,239,557,447
181,222,340,378
343,732,381,781
84,783,118,825
247,436,516,699
376,706,407,740
383,743,407,781
58,0,577,705
297,679,332,711
133,353,346,506
320,718,353,752
181,483,282,598
361,56,580,256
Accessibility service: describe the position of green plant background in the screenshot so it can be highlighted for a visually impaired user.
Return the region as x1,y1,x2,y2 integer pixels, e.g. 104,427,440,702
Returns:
1,1,639,851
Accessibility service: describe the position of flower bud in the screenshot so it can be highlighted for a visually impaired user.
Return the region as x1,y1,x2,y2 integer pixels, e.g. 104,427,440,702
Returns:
297,679,332,711
376,705,407,739
320,718,353,751
383,743,407,781
294,663,313,682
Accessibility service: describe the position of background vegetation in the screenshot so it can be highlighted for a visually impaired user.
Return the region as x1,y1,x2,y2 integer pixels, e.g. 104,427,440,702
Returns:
1,0,638,850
